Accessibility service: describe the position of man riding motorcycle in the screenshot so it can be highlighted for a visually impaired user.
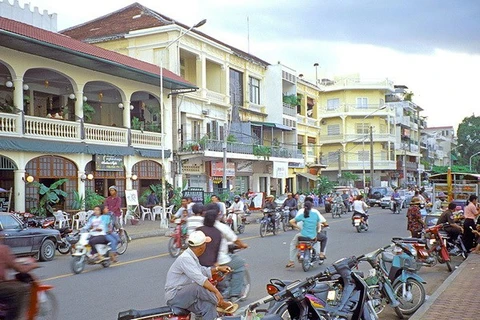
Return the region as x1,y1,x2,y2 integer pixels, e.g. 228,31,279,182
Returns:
227,195,246,227
391,188,401,212
281,193,298,219
333,193,346,214
263,195,278,226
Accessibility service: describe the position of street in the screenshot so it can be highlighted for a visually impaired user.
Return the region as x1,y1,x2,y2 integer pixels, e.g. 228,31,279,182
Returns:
33,207,456,320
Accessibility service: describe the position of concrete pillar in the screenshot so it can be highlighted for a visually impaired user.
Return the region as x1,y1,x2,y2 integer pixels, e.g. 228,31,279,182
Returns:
223,64,229,104
12,78,24,135
74,91,84,120
77,170,86,200
197,55,206,98
123,100,131,129
14,169,26,212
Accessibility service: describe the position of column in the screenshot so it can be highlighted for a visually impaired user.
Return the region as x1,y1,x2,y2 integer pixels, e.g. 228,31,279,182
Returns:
196,55,206,98
74,90,84,120
14,169,26,212
77,170,86,201
223,64,229,104
122,100,131,129
12,78,24,134
125,170,133,191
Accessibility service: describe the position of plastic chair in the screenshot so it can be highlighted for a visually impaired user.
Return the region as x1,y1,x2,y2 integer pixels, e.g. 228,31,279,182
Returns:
159,207,169,229
164,205,175,220
53,210,69,229
151,206,163,221
140,205,152,221
72,211,87,229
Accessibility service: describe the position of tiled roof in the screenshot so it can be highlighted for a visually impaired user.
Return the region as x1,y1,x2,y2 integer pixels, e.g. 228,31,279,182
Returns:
0,16,192,88
61,2,270,67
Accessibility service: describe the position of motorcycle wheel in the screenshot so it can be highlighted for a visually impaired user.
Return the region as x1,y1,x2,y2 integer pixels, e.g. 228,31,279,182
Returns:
57,242,71,255
275,303,292,320
393,278,426,315
117,231,129,255
445,260,453,272
331,207,336,219
356,225,362,233
272,222,277,235
71,256,85,274
101,258,111,268
302,250,311,272
282,217,288,232
259,222,267,238
168,237,182,258
37,291,58,320
238,224,245,234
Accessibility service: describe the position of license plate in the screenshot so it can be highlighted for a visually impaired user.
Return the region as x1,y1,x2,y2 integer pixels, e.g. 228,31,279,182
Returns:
354,219,361,226
327,290,336,301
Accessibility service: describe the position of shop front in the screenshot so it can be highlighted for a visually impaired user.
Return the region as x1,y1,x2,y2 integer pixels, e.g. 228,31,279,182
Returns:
208,161,235,193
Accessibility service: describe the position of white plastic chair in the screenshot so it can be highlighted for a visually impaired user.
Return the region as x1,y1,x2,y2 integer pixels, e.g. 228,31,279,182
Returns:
165,205,175,220
85,210,94,222
159,207,169,229
140,205,152,221
53,210,69,229
151,206,163,221
72,211,87,229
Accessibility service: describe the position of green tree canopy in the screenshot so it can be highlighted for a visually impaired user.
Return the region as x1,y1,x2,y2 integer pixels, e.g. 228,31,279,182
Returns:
456,115,480,172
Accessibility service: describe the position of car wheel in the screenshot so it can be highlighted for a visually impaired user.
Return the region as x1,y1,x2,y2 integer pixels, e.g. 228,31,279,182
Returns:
39,239,56,261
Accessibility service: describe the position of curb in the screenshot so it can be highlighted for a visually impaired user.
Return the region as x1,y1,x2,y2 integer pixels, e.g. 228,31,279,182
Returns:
408,255,472,320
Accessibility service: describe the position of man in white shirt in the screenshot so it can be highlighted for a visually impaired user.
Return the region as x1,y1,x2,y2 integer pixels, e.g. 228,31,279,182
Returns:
211,195,226,221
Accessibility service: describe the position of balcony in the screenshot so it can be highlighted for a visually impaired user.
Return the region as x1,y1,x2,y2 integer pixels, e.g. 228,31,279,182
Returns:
297,115,318,127
282,103,297,117
325,160,396,171
321,104,395,118
397,161,419,171
319,78,394,92
179,139,304,160
206,90,227,105
0,112,163,149
320,133,395,144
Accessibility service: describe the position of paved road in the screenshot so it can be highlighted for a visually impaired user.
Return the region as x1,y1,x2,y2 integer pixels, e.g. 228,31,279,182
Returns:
33,207,457,320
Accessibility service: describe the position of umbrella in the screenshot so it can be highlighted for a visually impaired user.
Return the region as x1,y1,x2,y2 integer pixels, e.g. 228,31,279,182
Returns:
0,187,9,193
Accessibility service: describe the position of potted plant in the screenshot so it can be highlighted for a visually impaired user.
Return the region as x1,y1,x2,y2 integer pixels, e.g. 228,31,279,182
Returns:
29,179,68,217
84,189,105,210
253,145,272,160
71,190,85,210
83,103,95,122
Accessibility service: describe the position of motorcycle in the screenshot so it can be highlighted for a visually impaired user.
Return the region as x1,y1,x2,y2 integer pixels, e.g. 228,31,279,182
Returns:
226,210,246,234
168,218,188,258
259,256,378,320
70,231,112,274
296,236,324,272
260,208,280,237
280,206,296,231
392,222,454,272
56,227,74,254
390,198,402,214
216,244,251,302
0,258,58,320
441,227,468,260
331,201,343,219
353,211,369,233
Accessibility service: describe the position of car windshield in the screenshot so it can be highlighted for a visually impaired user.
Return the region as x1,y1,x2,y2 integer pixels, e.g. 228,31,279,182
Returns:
0,215,22,230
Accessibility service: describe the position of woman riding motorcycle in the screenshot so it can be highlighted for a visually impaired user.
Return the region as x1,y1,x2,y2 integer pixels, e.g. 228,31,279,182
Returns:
81,205,110,262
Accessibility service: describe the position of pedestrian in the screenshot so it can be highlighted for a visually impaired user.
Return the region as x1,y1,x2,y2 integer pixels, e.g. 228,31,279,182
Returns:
463,195,480,252
407,198,425,238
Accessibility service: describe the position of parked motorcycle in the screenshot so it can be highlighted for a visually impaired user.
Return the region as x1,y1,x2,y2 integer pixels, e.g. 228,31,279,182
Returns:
0,258,58,320
168,218,188,258
353,211,369,233
390,198,402,214
56,227,73,254
226,210,246,234
440,227,468,260
260,208,280,237
70,231,111,274
260,256,378,320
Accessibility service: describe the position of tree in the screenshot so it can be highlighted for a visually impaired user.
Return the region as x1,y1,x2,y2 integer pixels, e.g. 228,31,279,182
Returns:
340,171,358,186
30,179,68,217
316,176,337,196
456,115,480,172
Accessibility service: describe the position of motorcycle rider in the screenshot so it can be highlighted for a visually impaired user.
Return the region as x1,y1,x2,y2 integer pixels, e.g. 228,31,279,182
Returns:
198,205,249,301
285,201,321,268
333,192,346,214
165,230,238,319
211,195,227,221
351,195,369,226
81,205,110,262
432,192,447,212
341,190,350,212
304,196,328,260
103,205,122,263
437,202,463,241
0,238,38,320
227,195,246,228
281,193,298,219
263,194,278,226
390,188,401,212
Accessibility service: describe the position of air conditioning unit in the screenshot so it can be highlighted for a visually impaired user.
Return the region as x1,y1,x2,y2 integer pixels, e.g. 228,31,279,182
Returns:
202,110,209,115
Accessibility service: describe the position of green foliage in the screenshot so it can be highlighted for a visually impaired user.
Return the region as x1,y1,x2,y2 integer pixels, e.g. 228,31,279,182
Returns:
85,189,105,210
282,94,301,107
253,145,271,160
140,184,163,206
404,91,414,101
131,116,142,130
341,171,359,184
456,115,480,171
316,176,337,195
71,190,85,210
226,134,237,143
83,103,95,122
420,159,431,171
30,179,68,217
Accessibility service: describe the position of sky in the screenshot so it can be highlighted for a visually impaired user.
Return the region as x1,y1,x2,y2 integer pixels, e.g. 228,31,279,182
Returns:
11,0,480,130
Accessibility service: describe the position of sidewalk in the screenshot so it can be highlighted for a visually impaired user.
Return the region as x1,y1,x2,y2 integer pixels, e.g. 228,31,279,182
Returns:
410,253,480,320
123,211,264,240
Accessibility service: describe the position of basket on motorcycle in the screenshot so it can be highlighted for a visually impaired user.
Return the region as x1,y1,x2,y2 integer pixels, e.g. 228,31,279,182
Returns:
66,234,79,245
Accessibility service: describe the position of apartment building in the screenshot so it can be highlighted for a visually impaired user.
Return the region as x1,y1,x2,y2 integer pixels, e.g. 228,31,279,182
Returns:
317,75,397,188
0,4,194,211
421,126,457,167
62,3,303,196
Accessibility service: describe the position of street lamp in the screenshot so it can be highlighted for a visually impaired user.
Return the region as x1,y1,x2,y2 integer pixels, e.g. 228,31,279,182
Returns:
449,143,463,166
469,151,480,172
159,18,207,222
362,105,387,189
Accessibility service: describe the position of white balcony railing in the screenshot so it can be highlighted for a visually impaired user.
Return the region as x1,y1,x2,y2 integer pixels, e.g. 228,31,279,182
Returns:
131,130,163,148
84,123,128,145
206,90,226,104
24,115,80,140
319,78,394,91
0,112,19,135
283,103,297,117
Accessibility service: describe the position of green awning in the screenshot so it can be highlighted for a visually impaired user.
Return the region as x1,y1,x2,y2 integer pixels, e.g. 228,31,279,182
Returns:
297,172,318,181
135,148,171,158
251,121,293,131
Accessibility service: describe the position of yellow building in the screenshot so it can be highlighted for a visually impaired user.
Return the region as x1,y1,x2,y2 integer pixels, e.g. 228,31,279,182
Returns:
317,76,397,188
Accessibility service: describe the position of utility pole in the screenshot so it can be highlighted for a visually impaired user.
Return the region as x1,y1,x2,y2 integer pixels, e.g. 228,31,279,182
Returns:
403,148,407,188
369,126,374,187
337,149,342,181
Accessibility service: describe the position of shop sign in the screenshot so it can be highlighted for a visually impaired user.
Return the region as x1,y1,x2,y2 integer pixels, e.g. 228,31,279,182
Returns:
272,162,288,178
95,155,124,172
236,161,253,173
211,161,235,177
288,161,305,168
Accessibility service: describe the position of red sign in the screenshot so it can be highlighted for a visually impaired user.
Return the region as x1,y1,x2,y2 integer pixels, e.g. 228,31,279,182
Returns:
210,162,235,177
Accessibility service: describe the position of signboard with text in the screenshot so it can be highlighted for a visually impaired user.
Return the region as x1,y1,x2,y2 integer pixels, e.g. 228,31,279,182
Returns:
95,155,124,172
272,161,288,178
210,161,235,177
